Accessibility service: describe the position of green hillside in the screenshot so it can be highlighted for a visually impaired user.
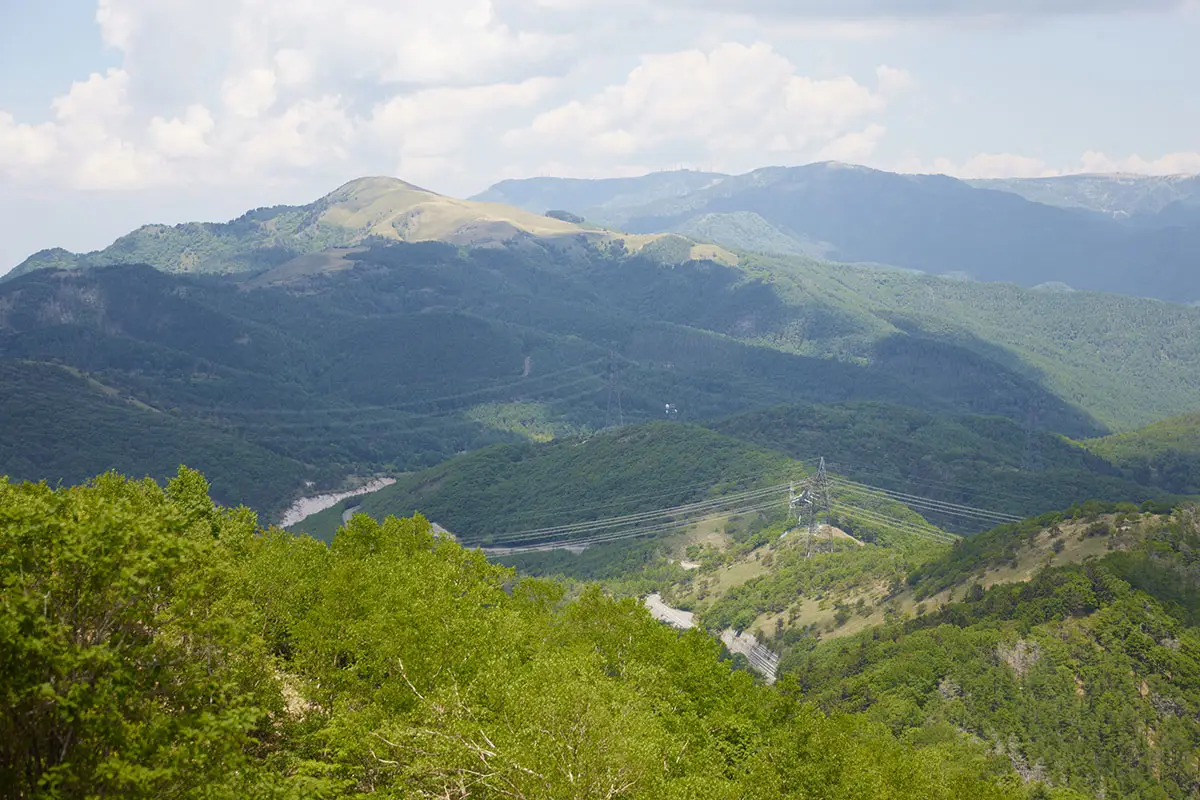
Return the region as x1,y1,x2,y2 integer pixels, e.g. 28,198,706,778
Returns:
8,234,1200,514
1083,412,1200,494
291,423,798,544
757,254,1200,430
787,509,1200,799
1,469,1036,800
0,360,306,511
7,176,707,278
712,403,1174,529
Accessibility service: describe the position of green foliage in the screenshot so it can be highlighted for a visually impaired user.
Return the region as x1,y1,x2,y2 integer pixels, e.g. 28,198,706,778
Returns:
464,401,584,441
0,468,291,798
9,231,1200,516
905,502,1175,600
713,403,1173,533
0,360,307,511
698,537,944,634
295,423,796,543
0,470,1027,799
1084,412,1200,494
787,511,1200,799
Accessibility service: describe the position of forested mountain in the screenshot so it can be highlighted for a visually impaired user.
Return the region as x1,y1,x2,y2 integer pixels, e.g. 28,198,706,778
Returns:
6,176,723,279
6,230,1200,515
969,173,1200,218
2,469,1039,800
788,508,1200,799
476,163,1200,301
711,403,1179,528
1084,413,1200,495
473,170,727,220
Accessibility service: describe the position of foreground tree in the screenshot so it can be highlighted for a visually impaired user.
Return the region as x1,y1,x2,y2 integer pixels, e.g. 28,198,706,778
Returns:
1,469,1032,799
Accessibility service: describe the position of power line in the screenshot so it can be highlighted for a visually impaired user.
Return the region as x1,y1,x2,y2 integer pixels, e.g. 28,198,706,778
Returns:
181,359,610,419
832,503,958,544
484,483,791,544
830,477,1021,524
485,499,786,553
225,375,608,435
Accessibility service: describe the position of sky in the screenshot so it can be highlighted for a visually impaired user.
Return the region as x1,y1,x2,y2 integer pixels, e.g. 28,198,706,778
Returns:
1,0,1199,272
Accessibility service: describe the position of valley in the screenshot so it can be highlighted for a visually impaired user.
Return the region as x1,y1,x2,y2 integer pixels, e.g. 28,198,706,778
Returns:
7,0,1200,794
4,170,1200,800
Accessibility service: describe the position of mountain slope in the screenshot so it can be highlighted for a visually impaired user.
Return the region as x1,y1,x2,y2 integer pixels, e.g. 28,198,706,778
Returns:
711,403,1172,530
289,422,797,544
0,360,306,510
478,163,1200,301
6,176,689,278
8,234,1200,512
970,173,1200,218
470,169,728,220
1083,412,1200,494
788,508,1200,799
1,469,1031,800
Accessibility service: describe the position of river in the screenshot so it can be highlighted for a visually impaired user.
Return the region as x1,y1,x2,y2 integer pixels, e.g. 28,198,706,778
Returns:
277,478,397,528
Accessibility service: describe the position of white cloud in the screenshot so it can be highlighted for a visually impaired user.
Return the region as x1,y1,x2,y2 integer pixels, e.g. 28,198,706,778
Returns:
894,149,1200,179
274,49,316,88
875,65,914,93
231,97,355,176
818,124,889,162
366,78,556,186
0,0,1194,220
148,105,215,158
897,152,1059,179
505,42,888,176
0,114,58,172
74,139,164,190
1078,150,1200,175
97,0,564,89
95,0,137,49
222,69,278,119
51,68,131,123
547,0,1186,18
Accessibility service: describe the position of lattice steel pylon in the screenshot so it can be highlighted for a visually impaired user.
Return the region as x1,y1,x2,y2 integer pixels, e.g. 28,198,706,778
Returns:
790,458,833,557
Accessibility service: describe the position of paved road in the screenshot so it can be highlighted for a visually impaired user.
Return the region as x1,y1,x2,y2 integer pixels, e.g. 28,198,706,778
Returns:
643,594,779,683
645,593,696,630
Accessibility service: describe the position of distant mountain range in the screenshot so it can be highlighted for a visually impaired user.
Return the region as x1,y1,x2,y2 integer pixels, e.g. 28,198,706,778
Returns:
10,166,1200,302
475,163,1200,302
6,176,733,279
968,172,1200,218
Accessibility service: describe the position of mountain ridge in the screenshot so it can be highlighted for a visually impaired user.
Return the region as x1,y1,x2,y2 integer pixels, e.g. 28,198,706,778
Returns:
473,162,1200,301
7,175,731,279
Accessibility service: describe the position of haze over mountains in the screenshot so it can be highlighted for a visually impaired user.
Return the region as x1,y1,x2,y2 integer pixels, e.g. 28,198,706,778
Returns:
10,163,1200,306
7,167,1200,800
8,166,1200,521
7,175,732,280
476,162,1200,302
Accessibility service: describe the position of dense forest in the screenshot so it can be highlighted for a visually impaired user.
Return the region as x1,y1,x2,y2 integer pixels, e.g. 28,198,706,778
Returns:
787,509,1200,799
2,469,1049,799
7,236,1200,517
712,403,1182,531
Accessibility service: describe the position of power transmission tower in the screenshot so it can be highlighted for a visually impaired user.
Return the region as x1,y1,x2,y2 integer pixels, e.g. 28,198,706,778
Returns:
605,349,624,429
790,458,833,557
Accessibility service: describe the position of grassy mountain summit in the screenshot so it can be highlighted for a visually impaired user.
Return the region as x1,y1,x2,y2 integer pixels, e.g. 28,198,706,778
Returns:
7,176,717,278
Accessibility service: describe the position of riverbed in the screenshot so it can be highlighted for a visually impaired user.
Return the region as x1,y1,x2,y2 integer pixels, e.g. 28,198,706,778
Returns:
277,478,397,528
